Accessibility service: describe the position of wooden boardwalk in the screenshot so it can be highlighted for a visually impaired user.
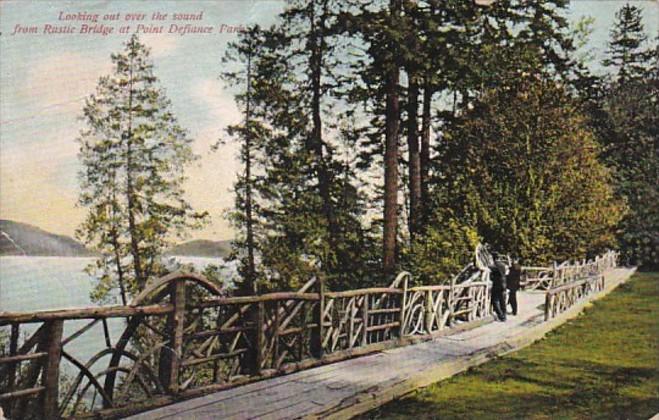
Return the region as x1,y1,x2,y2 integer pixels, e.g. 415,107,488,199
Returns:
128,267,635,420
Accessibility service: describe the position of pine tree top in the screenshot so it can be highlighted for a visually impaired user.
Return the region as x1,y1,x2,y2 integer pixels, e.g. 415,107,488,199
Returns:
604,3,651,82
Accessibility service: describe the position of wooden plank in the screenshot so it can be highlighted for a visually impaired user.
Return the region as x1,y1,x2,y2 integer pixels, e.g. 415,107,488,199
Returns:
0,304,173,325
408,285,450,292
0,386,45,401
180,349,248,367
366,322,399,332
0,352,47,364
195,292,319,308
325,288,402,299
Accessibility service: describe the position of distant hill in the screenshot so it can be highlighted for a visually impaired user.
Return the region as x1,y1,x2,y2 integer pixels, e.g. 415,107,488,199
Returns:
0,219,232,258
167,239,232,258
0,220,96,257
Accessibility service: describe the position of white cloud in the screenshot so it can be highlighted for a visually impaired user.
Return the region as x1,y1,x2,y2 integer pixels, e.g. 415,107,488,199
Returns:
191,78,242,140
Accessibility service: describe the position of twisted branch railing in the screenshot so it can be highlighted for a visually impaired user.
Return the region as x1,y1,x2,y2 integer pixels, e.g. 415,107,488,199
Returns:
542,250,618,320
0,249,618,418
0,269,491,419
522,250,618,291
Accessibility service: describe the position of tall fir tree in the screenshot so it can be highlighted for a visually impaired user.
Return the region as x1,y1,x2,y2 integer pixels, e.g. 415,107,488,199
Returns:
604,3,650,82
77,35,206,304
381,0,402,275
599,5,658,268
222,27,265,295
223,10,375,290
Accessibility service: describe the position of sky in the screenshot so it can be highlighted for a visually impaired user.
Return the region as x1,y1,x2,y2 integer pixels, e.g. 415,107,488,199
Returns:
0,0,657,242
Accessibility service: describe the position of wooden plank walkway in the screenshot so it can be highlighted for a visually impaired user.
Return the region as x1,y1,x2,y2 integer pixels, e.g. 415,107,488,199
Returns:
128,267,635,420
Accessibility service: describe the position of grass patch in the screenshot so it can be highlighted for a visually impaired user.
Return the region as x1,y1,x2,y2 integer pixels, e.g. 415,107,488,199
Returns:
363,272,659,420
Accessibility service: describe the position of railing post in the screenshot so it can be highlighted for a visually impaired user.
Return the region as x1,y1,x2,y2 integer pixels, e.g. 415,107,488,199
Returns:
159,279,186,394
448,275,455,327
311,276,325,358
255,301,265,373
5,323,19,419
361,294,369,346
273,300,280,368
398,275,408,338
544,293,551,321
40,320,63,420
424,290,433,333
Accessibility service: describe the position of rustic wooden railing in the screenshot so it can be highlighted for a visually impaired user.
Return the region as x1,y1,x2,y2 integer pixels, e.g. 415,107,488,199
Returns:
543,250,618,320
544,275,606,320
0,249,618,418
522,250,618,291
0,270,491,419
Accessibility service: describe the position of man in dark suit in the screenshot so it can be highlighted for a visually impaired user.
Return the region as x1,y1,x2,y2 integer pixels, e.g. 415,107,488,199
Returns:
507,261,522,316
490,254,507,321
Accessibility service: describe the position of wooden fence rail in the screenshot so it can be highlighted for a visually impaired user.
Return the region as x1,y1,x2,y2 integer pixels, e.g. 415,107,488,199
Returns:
0,250,618,419
543,250,618,320
522,250,618,290
544,275,606,320
0,270,490,419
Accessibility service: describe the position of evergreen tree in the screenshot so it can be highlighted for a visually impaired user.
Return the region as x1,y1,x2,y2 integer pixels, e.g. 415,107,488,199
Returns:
77,35,206,303
381,0,402,275
222,27,265,295
604,3,650,82
595,5,658,268
603,78,659,269
222,11,375,290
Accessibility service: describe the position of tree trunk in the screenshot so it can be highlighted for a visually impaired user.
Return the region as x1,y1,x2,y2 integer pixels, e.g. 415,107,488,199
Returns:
383,0,402,275
310,0,336,270
420,78,432,220
243,45,257,296
110,220,127,305
108,180,127,305
407,74,421,239
125,46,145,288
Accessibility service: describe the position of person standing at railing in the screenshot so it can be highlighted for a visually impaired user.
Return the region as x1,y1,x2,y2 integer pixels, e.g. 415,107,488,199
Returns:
507,261,522,316
490,253,508,322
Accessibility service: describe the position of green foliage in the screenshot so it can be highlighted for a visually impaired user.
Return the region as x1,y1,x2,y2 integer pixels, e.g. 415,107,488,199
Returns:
436,71,625,264
364,272,659,419
604,3,651,82
593,5,659,269
401,215,480,286
77,35,206,304
601,77,658,269
222,7,381,292
218,0,649,292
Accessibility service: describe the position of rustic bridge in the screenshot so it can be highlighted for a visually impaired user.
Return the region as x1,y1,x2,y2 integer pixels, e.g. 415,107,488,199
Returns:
0,250,623,419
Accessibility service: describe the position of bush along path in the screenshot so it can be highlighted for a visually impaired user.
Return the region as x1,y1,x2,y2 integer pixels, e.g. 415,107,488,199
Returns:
364,272,659,420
